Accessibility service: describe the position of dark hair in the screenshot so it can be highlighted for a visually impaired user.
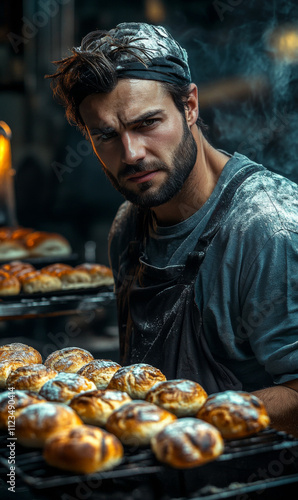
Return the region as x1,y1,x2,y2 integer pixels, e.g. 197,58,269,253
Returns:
47,32,208,135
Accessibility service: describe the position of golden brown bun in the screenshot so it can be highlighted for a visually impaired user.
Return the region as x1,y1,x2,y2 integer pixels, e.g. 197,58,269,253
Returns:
77,360,121,389
24,231,72,257
196,390,270,439
6,364,58,392
151,418,224,469
145,379,208,417
1,260,35,276
0,240,29,260
107,363,166,399
15,402,83,447
0,270,20,295
18,270,62,294
106,400,176,446
0,343,42,364
43,425,123,473
75,263,114,286
0,390,46,429
41,263,91,289
10,227,34,240
69,389,132,426
44,347,94,373
39,372,97,404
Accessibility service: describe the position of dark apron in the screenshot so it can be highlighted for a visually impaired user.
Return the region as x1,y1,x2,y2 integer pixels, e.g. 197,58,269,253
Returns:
115,163,264,394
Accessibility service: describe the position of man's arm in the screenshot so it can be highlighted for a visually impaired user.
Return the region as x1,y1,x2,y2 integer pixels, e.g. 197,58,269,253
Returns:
253,380,298,437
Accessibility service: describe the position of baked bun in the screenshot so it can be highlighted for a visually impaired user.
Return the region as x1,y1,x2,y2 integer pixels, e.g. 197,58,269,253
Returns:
1,260,35,275
18,270,62,294
69,389,132,426
43,425,123,473
44,347,94,373
145,379,208,417
77,359,121,389
39,372,96,404
196,391,270,439
41,263,91,289
151,418,224,469
6,364,58,392
0,343,42,364
15,402,83,447
24,231,72,257
0,390,46,429
0,240,29,260
107,363,166,399
75,263,114,286
106,400,176,446
10,227,34,240
0,270,20,295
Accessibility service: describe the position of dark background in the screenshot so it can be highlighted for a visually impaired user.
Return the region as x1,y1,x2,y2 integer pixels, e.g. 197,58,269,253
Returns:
1,0,298,266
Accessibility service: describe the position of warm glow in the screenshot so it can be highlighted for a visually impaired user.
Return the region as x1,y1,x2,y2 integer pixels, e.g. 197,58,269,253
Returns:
0,121,12,174
270,26,298,62
145,0,166,23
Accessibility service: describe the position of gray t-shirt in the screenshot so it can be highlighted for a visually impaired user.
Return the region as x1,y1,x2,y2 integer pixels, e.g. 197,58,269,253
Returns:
109,152,298,391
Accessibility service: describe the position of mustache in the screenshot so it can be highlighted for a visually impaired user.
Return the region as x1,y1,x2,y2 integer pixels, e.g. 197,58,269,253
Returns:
118,161,168,180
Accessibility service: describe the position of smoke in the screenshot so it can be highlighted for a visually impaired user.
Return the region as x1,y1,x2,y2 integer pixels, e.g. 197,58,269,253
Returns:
172,0,298,182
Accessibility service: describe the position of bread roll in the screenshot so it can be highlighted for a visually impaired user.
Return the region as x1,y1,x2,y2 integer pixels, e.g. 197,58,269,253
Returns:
69,389,132,426
77,359,121,389
75,263,114,286
6,364,58,392
44,347,94,373
18,270,62,294
1,260,35,276
145,379,208,417
107,363,166,399
24,231,72,257
0,390,46,429
0,240,29,260
151,418,224,468
0,343,42,364
106,400,176,446
43,425,123,473
0,270,20,295
196,390,270,439
41,263,91,289
15,402,83,447
10,227,34,240
39,372,96,404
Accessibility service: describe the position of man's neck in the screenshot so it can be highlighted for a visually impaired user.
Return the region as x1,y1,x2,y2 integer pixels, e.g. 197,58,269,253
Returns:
151,130,230,226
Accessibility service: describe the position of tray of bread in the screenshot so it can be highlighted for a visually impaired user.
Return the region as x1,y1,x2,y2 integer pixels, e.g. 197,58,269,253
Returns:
0,226,73,262
0,342,298,499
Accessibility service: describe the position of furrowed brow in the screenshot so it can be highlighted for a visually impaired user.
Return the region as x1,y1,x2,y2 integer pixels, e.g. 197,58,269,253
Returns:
89,127,115,136
127,109,164,126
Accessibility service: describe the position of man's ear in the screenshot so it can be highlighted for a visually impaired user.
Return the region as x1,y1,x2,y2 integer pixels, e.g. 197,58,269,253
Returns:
184,84,199,127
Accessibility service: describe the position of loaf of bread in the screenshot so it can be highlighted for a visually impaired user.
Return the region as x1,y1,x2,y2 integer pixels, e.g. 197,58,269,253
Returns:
151,418,224,468
43,425,123,473
75,263,114,286
18,270,62,294
6,364,58,392
107,363,166,399
1,260,35,276
106,400,176,446
41,263,91,289
77,359,121,389
15,402,83,447
0,343,42,364
145,379,208,417
69,389,132,426
44,347,94,373
196,390,270,439
24,231,72,257
0,270,20,295
0,240,29,260
0,390,46,429
39,372,97,404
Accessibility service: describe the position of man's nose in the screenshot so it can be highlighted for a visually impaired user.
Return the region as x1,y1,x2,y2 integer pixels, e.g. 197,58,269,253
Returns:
121,131,146,164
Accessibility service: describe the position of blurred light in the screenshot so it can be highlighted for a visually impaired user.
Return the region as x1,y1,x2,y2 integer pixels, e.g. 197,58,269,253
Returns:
145,0,166,24
269,25,298,63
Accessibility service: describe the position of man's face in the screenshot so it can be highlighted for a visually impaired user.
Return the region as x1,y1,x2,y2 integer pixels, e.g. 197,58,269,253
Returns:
79,79,197,207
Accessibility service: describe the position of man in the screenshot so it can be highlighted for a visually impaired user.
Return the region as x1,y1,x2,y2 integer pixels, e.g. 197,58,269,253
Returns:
48,22,298,436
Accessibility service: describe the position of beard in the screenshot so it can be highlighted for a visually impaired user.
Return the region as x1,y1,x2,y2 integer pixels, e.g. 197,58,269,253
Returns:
101,118,198,208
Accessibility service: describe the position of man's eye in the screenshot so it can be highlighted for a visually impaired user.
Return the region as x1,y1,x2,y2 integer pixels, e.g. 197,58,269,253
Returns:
141,118,157,127
94,132,117,144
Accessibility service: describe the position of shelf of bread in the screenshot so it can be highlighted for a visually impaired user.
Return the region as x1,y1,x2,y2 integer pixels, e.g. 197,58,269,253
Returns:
0,260,115,318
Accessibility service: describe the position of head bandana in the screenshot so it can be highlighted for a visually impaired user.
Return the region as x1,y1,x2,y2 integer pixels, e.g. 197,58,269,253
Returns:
77,22,192,87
